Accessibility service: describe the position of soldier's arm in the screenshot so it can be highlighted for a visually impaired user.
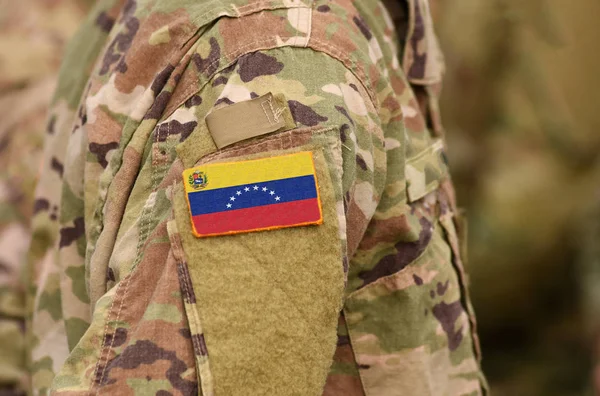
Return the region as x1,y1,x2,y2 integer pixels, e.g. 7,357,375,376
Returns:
28,1,485,394
47,31,386,396
29,3,386,392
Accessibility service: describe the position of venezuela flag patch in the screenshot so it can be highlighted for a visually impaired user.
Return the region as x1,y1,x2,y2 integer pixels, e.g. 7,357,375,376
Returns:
182,151,323,237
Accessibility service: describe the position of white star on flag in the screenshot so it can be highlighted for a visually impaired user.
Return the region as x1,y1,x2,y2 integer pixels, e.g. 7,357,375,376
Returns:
236,191,242,195
262,187,268,192
244,187,250,192
269,191,275,195
253,185,259,190
226,203,232,208
230,196,236,201
275,196,281,201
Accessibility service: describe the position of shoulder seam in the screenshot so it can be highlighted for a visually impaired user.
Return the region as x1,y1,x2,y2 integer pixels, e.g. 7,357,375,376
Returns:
307,37,380,110
163,4,382,118
165,39,380,120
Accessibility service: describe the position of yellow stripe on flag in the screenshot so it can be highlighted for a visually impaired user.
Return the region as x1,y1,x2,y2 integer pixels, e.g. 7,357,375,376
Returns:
183,151,316,193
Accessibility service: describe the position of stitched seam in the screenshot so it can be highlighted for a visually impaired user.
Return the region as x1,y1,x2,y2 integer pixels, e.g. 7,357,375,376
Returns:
167,33,377,123
438,209,481,361
86,35,196,371
304,5,313,48
273,106,284,123
176,261,199,350
95,203,151,393
184,264,203,350
167,1,381,119
266,96,285,124
174,37,298,111
169,212,213,395
235,1,309,11
88,4,202,386
97,184,154,392
260,99,275,125
186,270,210,394
295,3,301,46
199,126,336,163
308,38,378,108
267,98,276,123
88,0,210,255
94,120,164,394
94,275,129,394
191,1,311,26
92,282,121,390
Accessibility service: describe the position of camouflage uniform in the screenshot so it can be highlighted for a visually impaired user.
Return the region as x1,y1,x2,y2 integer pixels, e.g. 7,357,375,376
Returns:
0,1,90,394
27,0,486,394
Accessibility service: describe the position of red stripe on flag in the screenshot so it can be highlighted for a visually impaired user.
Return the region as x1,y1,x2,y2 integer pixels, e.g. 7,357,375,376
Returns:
191,198,322,236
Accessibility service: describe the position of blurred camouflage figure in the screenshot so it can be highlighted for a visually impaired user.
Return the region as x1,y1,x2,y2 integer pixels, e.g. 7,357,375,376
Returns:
19,0,487,394
0,1,91,394
435,0,600,394
582,197,600,395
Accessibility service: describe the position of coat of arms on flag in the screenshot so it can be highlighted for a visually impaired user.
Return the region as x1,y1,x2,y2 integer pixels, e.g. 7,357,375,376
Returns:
188,170,208,190
182,151,323,237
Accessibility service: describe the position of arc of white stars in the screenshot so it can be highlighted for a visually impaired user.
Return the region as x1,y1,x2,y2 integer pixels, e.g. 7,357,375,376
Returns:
226,184,281,209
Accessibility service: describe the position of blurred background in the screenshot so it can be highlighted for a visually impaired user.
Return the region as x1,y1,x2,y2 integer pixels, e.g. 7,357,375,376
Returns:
0,0,598,395
436,1,600,395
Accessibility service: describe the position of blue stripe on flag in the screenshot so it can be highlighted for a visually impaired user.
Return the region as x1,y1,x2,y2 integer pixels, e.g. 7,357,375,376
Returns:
188,175,318,216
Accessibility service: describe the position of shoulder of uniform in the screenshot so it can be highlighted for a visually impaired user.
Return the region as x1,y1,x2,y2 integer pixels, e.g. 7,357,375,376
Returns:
159,0,388,118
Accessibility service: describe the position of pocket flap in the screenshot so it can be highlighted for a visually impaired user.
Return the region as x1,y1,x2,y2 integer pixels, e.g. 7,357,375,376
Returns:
405,138,449,203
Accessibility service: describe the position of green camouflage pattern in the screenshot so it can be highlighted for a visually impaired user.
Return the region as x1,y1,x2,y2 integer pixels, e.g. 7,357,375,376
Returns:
0,1,90,394
26,0,486,394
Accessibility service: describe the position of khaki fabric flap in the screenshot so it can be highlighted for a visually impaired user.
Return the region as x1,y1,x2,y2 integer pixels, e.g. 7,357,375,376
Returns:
173,147,344,395
206,93,295,149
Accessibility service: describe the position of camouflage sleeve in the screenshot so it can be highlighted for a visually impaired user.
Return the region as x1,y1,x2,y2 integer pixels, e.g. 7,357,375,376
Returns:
0,2,94,394
28,0,486,394
47,23,386,396
0,98,44,395
0,94,40,396
0,175,32,395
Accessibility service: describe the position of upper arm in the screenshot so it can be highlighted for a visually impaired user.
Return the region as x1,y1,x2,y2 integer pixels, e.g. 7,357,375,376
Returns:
161,42,388,396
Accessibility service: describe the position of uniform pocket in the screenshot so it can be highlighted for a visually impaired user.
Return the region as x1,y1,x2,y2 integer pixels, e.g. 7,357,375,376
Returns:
168,126,348,396
438,204,483,363
343,141,487,396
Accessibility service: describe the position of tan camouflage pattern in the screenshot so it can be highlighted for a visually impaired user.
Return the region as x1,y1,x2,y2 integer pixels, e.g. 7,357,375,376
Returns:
26,0,486,394
0,1,91,394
